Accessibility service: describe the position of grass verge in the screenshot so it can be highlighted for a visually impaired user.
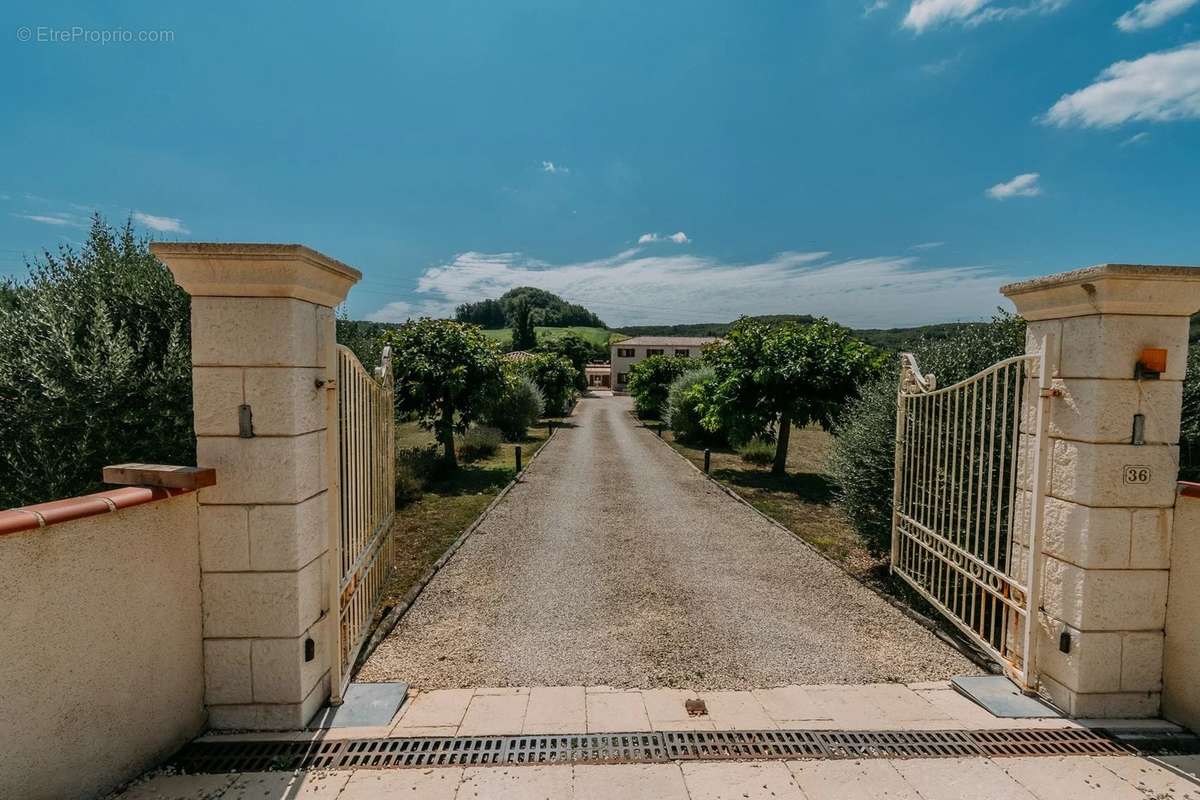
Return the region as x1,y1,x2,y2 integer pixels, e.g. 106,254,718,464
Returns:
662,427,891,591
380,419,560,609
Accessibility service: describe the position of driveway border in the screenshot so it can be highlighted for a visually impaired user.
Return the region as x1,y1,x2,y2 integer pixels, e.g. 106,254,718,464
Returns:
643,420,998,675
353,403,578,678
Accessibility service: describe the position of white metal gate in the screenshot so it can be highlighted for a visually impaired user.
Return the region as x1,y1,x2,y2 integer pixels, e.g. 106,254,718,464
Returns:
334,344,396,697
891,337,1053,691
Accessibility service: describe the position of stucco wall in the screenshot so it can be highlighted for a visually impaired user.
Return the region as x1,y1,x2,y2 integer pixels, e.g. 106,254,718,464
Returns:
0,492,205,799
1164,488,1200,733
610,345,707,392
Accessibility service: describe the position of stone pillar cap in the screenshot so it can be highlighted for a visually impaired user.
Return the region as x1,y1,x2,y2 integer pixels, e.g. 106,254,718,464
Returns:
1002,263,1200,320
151,242,362,307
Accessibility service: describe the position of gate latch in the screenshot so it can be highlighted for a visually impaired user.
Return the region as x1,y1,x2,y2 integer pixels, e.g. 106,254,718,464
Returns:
238,404,254,438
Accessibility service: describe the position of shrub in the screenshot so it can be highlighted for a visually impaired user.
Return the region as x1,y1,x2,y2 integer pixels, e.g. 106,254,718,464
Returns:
484,373,545,441
0,216,193,508
458,426,502,462
394,444,449,505
1181,344,1200,481
515,352,577,416
736,438,776,465
665,366,726,444
627,355,692,419
828,310,1026,554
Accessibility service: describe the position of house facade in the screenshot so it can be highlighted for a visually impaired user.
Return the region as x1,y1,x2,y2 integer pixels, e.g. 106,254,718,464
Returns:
609,336,720,392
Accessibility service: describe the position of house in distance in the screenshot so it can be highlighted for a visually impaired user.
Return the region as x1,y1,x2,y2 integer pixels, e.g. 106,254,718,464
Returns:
610,336,720,393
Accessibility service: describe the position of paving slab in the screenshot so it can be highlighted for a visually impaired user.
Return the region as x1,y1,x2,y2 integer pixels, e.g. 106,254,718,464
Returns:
222,771,352,798
458,765,573,799
788,760,922,800
458,692,530,736
390,688,473,731
892,758,1039,800
574,764,689,800
752,686,831,724
585,689,650,732
999,755,1146,799
523,686,587,734
682,761,806,800
338,768,461,799
701,690,777,730
1104,755,1200,799
114,773,239,800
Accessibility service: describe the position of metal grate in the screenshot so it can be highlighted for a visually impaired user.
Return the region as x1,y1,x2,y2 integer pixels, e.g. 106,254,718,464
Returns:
170,727,1155,774
819,730,978,759
663,730,826,760
502,733,667,764
968,728,1132,757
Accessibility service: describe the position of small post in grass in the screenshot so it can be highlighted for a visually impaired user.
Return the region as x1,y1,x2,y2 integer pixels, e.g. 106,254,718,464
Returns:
704,448,711,474
515,445,522,474
657,424,663,437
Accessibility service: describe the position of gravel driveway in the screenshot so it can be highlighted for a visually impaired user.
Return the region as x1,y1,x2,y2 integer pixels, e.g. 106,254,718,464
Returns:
360,393,978,689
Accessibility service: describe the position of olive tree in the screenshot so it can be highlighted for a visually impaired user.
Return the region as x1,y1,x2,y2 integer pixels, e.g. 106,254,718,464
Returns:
701,318,881,474
0,216,193,507
828,311,1026,553
384,318,504,467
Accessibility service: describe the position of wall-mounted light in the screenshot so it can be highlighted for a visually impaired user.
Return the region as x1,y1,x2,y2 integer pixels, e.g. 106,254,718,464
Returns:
1135,348,1167,380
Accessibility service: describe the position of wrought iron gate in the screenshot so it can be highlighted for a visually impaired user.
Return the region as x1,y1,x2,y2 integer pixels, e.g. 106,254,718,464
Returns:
891,337,1054,691
334,344,396,697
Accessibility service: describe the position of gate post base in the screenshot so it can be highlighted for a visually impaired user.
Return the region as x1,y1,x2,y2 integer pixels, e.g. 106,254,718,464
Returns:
154,244,360,730
1003,264,1200,719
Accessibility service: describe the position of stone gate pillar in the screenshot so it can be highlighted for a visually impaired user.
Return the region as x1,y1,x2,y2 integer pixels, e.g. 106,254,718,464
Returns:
152,243,360,729
1003,264,1200,718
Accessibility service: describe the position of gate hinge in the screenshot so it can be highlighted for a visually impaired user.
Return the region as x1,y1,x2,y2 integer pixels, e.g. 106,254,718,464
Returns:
1040,388,1063,398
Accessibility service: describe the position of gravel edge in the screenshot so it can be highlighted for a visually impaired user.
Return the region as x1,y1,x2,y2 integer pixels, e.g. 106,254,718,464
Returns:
351,405,577,679
647,425,1001,675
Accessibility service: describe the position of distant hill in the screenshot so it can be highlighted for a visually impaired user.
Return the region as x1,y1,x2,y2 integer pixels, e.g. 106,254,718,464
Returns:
456,287,606,329
616,315,981,353
480,325,622,351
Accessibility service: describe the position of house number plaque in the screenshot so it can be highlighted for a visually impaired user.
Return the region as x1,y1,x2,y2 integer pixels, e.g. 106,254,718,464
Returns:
1123,465,1152,485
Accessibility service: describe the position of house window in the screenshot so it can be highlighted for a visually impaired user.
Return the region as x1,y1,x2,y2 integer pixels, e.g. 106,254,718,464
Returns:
617,372,629,384
617,348,635,358
675,349,690,357
646,348,664,356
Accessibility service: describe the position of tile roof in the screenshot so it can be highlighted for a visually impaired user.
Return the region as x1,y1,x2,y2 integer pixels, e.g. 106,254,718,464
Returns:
613,336,721,347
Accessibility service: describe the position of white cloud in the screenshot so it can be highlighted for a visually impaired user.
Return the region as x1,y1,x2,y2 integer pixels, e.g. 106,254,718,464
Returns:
986,173,1042,199
1116,0,1198,31
541,160,569,175
638,231,691,245
12,212,86,228
911,241,946,250
864,0,891,16
1043,42,1200,127
366,246,1012,328
132,211,189,234
1122,131,1152,146
903,0,1067,32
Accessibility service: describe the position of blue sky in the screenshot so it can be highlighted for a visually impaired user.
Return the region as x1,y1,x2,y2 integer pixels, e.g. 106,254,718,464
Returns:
3,0,1199,327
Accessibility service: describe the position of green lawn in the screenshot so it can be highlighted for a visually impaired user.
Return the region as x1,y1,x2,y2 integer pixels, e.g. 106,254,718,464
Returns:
481,325,625,350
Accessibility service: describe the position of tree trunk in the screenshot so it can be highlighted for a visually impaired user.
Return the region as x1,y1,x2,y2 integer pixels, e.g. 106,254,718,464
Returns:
439,404,457,468
773,412,791,475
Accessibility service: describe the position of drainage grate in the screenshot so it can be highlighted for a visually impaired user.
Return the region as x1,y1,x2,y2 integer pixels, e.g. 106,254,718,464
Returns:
968,728,1133,758
503,733,667,764
818,730,978,759
663,730,826,760
169,727,1151,774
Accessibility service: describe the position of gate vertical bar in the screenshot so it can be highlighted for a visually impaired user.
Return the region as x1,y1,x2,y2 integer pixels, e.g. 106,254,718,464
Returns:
890,359,908,574
1018,333,1055,693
